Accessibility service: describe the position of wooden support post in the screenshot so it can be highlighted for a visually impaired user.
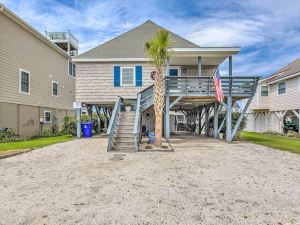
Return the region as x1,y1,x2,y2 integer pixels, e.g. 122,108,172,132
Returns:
226,56,233,143
95,106,101,134
88,105,93,122
213,102,219,139
198,56,202,76
205,105,210,137
76,108,81,138
165,95,170,142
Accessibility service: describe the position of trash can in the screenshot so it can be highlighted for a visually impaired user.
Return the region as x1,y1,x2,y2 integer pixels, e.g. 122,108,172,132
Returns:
148,132,155,144
81,122,92,138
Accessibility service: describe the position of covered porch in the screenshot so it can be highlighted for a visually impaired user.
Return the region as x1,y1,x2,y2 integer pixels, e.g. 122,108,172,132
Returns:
138,47,259,144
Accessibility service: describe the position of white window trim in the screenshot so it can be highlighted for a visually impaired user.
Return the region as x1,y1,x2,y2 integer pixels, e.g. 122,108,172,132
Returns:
67,60,75,78
260,84,269,97
120,66,135,87
52,80,58,97
169,66,182,76
19,68,30,95
277,81,287,96
44,110,52,123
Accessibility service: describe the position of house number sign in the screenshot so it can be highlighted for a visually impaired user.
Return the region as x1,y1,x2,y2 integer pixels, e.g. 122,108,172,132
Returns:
150,71,156,80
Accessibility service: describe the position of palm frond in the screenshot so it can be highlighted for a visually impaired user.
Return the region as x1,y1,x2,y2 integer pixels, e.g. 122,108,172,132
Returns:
144,30,171,68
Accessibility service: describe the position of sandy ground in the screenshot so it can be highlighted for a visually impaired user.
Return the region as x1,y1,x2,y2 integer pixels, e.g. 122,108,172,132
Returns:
0,135,300,225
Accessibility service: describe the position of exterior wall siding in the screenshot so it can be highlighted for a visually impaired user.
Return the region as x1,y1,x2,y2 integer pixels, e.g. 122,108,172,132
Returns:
249,76,300,111
0,102,74,136
245,112,281,133
0,12,75,110
76,63,217,104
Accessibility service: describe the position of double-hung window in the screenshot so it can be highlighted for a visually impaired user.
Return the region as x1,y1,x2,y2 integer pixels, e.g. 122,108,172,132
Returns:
44,111,51,123
52,81,58,96
19,69,30,94
68,61,76,77
278,82,286,95
260,85,269,96
121,67,135,86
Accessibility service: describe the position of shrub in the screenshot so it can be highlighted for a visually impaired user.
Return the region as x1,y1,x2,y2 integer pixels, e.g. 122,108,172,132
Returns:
0,128,26,142
286,131,300,138
61,116,77,136
216,112,247,139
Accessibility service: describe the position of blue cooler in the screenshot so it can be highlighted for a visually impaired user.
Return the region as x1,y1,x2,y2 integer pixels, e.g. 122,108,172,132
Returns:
81,122,92,138
148,132,156,144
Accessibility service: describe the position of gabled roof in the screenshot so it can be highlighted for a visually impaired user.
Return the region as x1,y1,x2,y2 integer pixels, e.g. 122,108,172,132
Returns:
75,20,200,60
0,3,70,59
262,57,300,83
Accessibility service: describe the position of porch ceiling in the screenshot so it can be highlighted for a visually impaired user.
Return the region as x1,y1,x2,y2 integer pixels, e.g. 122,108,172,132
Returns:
169,96,245,110
169,56,226,66
168,47,241,66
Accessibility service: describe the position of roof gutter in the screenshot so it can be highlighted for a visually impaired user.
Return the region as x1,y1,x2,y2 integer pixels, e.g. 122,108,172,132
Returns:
73,58,150,62
263,72,300,85
168,47,241,57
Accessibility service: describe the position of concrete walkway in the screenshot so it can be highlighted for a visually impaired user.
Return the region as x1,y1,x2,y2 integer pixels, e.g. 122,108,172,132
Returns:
0,136,299,225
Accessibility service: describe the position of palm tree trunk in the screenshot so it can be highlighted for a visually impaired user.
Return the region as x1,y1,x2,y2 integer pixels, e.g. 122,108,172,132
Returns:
154,68,164,146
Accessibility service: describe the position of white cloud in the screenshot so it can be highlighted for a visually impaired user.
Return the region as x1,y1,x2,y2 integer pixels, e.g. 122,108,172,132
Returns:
2,0,300,76
185,19,265,47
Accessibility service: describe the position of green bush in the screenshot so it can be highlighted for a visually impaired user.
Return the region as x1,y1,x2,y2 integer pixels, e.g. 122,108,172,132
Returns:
0,128,26,142
216,112,247,139
286,131,300,138
61,116,77,136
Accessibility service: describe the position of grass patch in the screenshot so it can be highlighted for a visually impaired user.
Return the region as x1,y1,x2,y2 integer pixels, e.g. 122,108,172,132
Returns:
240,132,300,154
0,135,74,152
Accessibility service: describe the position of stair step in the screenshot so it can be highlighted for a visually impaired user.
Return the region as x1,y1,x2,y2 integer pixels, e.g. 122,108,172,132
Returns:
114,133,135,138
119,118,135,120
114,137,135,142
120,112,135,115
117,122,134,127
113,141,135,146
111,146,136,152
117,127,133,134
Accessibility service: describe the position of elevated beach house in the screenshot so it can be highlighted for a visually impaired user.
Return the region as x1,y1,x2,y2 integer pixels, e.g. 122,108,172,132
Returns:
0,4,77,136
245,57,300,133
73,20,259,151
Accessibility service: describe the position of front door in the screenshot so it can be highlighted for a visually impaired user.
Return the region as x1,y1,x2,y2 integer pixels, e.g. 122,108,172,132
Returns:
169,66,181,94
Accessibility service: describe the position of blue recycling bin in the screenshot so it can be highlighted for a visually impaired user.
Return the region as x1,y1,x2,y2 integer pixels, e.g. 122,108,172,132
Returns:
148,132,156,144
81,122,92,138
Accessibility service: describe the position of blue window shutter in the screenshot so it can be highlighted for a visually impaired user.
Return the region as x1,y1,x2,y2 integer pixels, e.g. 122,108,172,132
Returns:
136,66,142,86
114,66,120,87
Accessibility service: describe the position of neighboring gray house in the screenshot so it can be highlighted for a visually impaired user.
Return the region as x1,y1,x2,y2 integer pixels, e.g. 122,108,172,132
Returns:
244,58,300,133
0,4,76,136
74,20,258,151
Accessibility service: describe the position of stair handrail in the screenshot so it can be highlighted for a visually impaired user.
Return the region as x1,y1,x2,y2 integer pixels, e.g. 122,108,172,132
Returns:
140,84,154,111
133,93,141,151
107,96,123,151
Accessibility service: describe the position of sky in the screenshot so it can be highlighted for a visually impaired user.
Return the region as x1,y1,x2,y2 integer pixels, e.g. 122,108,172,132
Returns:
2,0,300,76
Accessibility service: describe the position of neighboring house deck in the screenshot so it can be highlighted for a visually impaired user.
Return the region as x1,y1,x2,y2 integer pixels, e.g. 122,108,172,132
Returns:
73,20,258,151
0,4,76,136
245,58,300,133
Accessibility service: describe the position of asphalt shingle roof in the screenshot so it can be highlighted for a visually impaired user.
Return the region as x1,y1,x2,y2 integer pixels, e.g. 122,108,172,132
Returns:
76,20,200,59
263,57,300,83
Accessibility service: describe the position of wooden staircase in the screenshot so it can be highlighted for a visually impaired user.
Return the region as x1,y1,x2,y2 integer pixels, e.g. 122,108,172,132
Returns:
111,111,136,152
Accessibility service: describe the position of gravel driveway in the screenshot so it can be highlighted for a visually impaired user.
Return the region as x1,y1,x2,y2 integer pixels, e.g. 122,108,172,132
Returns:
1,135,299,225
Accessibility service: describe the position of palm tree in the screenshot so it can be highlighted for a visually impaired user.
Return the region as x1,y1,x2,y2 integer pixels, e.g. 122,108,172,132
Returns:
145,30,171,146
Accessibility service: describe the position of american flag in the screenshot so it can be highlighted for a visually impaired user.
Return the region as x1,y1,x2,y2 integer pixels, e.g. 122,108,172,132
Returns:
213,68,224,102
